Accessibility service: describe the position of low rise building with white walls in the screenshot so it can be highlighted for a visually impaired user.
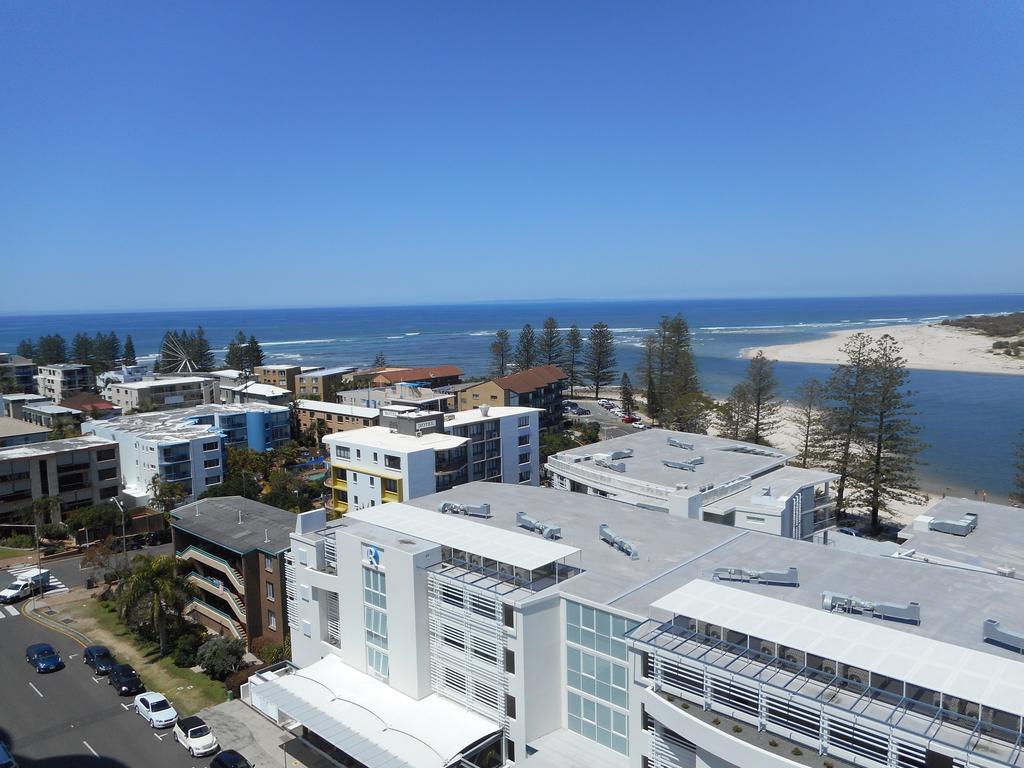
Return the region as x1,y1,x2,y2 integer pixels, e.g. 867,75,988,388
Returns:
102,375,218,414
220,381,293,407
547,429,837,540
247,482,1024,768
82,403,290,507
321,404,540,515
35,363,92,401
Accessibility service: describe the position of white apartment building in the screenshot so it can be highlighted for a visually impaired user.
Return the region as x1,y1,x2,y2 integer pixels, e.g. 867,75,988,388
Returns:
35,363,92,401
321,404,540,515
96,365,148,387
247,482,1024,768
220,381,293,407
547,429,837,540
102,376,218,413
82,403,290,507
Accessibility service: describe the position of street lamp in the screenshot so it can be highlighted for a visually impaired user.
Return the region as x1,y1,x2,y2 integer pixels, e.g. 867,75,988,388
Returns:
111,497,128,570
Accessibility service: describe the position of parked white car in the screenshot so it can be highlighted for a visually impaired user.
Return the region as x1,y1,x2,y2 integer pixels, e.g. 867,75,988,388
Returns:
173,715,219,756
134,691,178,728
632,421,648,430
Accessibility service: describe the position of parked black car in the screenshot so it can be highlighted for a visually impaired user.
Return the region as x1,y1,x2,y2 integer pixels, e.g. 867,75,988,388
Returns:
211,751,253,768
108,663,144,695
144,529,172,546
84,645,116,675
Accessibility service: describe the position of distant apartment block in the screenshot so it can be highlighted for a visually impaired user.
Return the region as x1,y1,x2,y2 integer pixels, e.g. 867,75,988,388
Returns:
256,364,303,391
295,400,379,437
96,365,148,387
371,364,464,388
0,352,38,393
2,393,51,420
220,382,293,407
102,376,217,414
457,364,568,433
295,366,357,399
0,416,51,448
171,497,293,649
322,404,539,515
35,363,92,401
547,429,837,540
0,435,120,520
21,402,83,432
82,403,290,507
339,383,457,413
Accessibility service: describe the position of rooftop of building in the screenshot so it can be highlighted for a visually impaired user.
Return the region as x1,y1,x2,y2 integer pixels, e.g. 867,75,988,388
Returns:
550,429,795,494
298,365,357,378
897,497,1024,577
491,364,568,393
24,403,82,416
0,354,35,366
111,376,211,389
372,365,463,385
322,425,468,453
402,483,1024,664
0,416,52,439
257,364,302,372
223,382,292,397
296,400,379,420
170,496,297,554
206,369,245,379
84,403,288,442
442,405,540,426
0,434,116,459
59,392,118,411
38,362,91,371
1,393,49,402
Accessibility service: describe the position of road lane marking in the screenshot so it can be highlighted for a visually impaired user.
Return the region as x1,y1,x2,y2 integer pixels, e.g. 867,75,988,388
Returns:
120,702,132,711
4,606,17,616
154,733,165,741
29,682,43,697
83,741,99,757
92,676,102,684
68,653,78,659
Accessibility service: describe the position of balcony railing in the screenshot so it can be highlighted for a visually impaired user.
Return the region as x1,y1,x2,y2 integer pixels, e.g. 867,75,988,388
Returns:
185,571,247,622
176,546,245,592
547,456,673,500
184,598,246,642
435,457,468,474
628,619,1024,768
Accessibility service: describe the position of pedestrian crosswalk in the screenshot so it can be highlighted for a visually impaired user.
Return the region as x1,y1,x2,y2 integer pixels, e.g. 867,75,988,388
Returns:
4,564,71,598
0,605,19,618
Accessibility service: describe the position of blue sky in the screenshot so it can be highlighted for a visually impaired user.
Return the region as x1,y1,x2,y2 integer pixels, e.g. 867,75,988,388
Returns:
1,1,1022,311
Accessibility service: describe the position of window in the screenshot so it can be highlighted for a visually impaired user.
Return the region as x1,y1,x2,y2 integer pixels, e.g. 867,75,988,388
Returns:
98,467,118,481
267,609,277,631
356,449,361,459
505,648,516,674
505,739,515,763
373,452,378,463
369,476,375,487
202,441,218,452
367,646,389,680
337,446,350,459
518,434,530,446
203,458,220,468
264,554,274,573
364,568,387,608
266,582,275,601
97,448,116,462
384,478,398,494
100,486,119,498
506,694,517,720
518,452,530,465
385,455,401,470
472,393,480,400
517,415,530,427
503,604,514,628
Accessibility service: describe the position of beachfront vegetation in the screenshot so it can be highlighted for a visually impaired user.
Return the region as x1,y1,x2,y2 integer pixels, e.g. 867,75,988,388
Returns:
792,378,826,468
122,334,137,365
817,332,924,533
224,331,266,376
116,553,196,655
584,322,617,400
147,476,190,518
565,325,583,396
513,323,537,371
722,351,781,445
1013,433,1024,505
490,328,511,376
638,314,711,433
539,317,563,365
620,373,634,416
942,312,1024,337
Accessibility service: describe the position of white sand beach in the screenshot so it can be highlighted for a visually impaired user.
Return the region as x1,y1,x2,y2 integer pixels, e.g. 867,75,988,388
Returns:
741,323,1024,376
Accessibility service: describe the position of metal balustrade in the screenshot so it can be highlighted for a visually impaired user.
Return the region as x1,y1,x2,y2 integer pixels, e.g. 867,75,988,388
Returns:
176,545,245,592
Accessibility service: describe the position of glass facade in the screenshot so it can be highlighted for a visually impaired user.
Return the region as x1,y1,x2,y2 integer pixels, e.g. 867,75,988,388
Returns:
565,601,638,755
363,567,389,680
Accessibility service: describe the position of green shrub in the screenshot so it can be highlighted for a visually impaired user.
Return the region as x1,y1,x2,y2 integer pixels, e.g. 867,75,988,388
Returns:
711,717,721,725
172,625,209,667
792,747,803,756
251,635,290,665
224,665,260,697
732,724,743,733
769,739,779,747
824,761,834,768
196,636,245,681
0,533,35,549
38,523,68,540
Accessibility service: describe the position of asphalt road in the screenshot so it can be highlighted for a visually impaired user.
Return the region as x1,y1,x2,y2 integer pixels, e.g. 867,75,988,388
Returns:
8,543,175,591
0,605,215,768
566,398,637,439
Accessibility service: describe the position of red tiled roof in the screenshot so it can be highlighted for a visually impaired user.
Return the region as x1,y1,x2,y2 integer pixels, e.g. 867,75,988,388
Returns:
373,365,464,385
492,364,568,394
59,392,117,411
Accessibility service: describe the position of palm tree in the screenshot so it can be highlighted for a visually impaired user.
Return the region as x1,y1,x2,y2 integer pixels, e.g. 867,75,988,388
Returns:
116,554,195,655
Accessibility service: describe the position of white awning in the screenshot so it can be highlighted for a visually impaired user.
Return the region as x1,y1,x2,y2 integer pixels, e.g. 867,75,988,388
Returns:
651,579,1024,716
252,655,500,768
349,503,581,571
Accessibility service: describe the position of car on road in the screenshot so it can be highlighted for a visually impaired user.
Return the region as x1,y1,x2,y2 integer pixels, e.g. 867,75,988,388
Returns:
134,691,178,728
836,527,861,537
173,715,219,757
143,529,172,546
621,415,638,423
109,663,144,695
83,645,117,675
1,569,50,604
0,740,19,768
632,421,648,430
211,750,254,768
25,643,64,673
576,408,590,416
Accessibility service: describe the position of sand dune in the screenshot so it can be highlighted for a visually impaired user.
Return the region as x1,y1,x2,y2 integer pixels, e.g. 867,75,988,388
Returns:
742,323,1024,376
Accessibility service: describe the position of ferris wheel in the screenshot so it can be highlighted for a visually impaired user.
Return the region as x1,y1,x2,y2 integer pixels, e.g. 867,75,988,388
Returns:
159,332,199,374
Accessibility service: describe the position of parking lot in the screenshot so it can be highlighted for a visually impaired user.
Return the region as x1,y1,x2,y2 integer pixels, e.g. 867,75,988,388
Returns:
565,398,645,439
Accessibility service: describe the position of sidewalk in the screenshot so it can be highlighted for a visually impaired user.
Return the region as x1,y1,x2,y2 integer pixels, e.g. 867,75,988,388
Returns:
200,699,338,768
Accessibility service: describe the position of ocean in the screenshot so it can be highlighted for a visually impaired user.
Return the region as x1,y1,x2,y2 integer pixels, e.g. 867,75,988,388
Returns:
2,294,1022,500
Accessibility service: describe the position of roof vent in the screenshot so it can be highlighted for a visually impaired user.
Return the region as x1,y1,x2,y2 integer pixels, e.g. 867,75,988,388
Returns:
608,448,633,461
929,512,978,537
983,618,1024,653
663,457,704,471
822,591,921,625
599,523,639,560
516,511,562,540
479,404,490,416
996,565,1017,578
593,454,626,472
667,437,694,450
712,567,799,587
437,501,492,518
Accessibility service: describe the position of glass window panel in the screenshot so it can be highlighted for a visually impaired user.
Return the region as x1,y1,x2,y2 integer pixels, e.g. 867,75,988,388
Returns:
613,665,626,688
596,634,611,656
568,647,581,672
597,682,611,702
582,653,595,676
596,610,611,638
612,735,628,755
568,715,582,734
567,670,581,690
582,676,596,696
596,704,611,730
596,658,611,683
613,711,627,735
583,697,596,722
596,728,612,748
582,721,596,740
567,602,581,627
568,692,581,716
611,687,628,709
582,606,595,630
567,625,581,644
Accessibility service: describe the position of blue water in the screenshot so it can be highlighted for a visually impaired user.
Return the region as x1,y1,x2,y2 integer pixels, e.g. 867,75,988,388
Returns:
1,294,1021,499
